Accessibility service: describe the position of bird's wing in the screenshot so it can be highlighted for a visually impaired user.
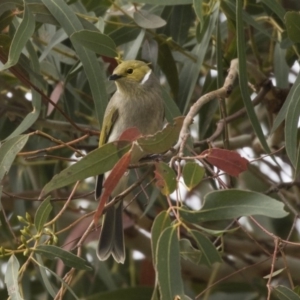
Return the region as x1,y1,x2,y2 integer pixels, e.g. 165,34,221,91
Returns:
98,106,119,147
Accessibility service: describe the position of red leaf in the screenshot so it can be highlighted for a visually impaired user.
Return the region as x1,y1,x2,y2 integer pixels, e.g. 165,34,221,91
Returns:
94,150,132,225
119,127,142,141
201,148,249,177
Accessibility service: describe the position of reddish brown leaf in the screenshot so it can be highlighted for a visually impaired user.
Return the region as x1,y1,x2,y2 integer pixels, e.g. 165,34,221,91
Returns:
201,148,249,177
119,127,142,141
94,150,132,225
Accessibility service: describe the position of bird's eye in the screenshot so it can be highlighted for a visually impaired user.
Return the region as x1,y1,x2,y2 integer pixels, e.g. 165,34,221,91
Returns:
126,68,133,74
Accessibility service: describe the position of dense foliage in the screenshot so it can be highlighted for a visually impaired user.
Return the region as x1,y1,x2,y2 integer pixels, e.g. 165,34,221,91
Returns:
1,0,300,299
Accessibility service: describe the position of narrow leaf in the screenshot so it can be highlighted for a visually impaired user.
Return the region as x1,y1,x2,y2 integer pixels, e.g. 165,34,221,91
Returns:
28,3,59,25
285,76,300,171
42,0,108,125
34,245,91,270
189,230,222,266
156,226,184,299
1,4,35,70
179,189,288,223
261,0,285,22
34,196,52,232
263,268,285,279
193,0,203,25
124,29,145,60
183,162,205,190
5,255,24,300
0,135,28,182
34,256,80,300
35,254,57,298
236,1,271,154
157,41,179,99
133,10,166,29
154,162,177,196
179,239,202,264
274,43,289,89
137,116,184,154
6,41,42,140
285,12,300,43
272,72,300,133
71,30,117,57
162,87,181,122
0,1,22,16
42,141,131,195
108,26,140,47
273,285,300,300
179,3,219,113
151,211,172,265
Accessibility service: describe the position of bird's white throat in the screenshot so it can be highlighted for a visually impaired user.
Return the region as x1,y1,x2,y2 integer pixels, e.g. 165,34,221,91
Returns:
141,70,152,85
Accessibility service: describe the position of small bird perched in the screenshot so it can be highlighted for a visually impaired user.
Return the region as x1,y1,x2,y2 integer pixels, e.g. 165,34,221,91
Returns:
95,60,164,263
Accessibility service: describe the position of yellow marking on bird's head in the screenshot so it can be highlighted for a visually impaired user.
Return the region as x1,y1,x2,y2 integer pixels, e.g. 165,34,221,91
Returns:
109,60,152,84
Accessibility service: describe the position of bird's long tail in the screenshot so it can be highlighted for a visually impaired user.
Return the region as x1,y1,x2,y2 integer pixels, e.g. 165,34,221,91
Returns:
97,201,125,263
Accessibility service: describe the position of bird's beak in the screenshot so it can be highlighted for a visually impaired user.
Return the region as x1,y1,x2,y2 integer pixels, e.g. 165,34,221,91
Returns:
109,74,122,81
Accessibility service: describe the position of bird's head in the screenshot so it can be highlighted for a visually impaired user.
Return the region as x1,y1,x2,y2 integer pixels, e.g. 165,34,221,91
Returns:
109,60,153,92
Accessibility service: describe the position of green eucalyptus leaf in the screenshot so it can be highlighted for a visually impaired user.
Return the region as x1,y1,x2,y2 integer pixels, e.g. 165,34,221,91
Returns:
124,29,145,60
157,39,179,99
34,256,79,299
35,254,57,298
182,162,205,190
0,0,22,16
273,285,300,300
285,81,300,172
154,162,177,196
193,0,203,26
156,226,184,299
272,72,300,133
42,0,108,125
108,26,140,47
28,3,59,25
71,30,117,57
236,0,271,155
261,0,285,22
34,245,91,271
179,2,219,113
179,238,202,264
274,43,289,89
1,4,35,71
285,11,300,43
0,135,28,182
151,211,172,265
34,196,52,232
6,41,42,140
4,255,24,300
133,10,166,29
137,116,184,154
179,189,288,223
189,230,222,266
42,141,131,195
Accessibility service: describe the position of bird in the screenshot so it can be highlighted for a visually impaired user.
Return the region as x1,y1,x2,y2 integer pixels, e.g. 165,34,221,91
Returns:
95,60,165,263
